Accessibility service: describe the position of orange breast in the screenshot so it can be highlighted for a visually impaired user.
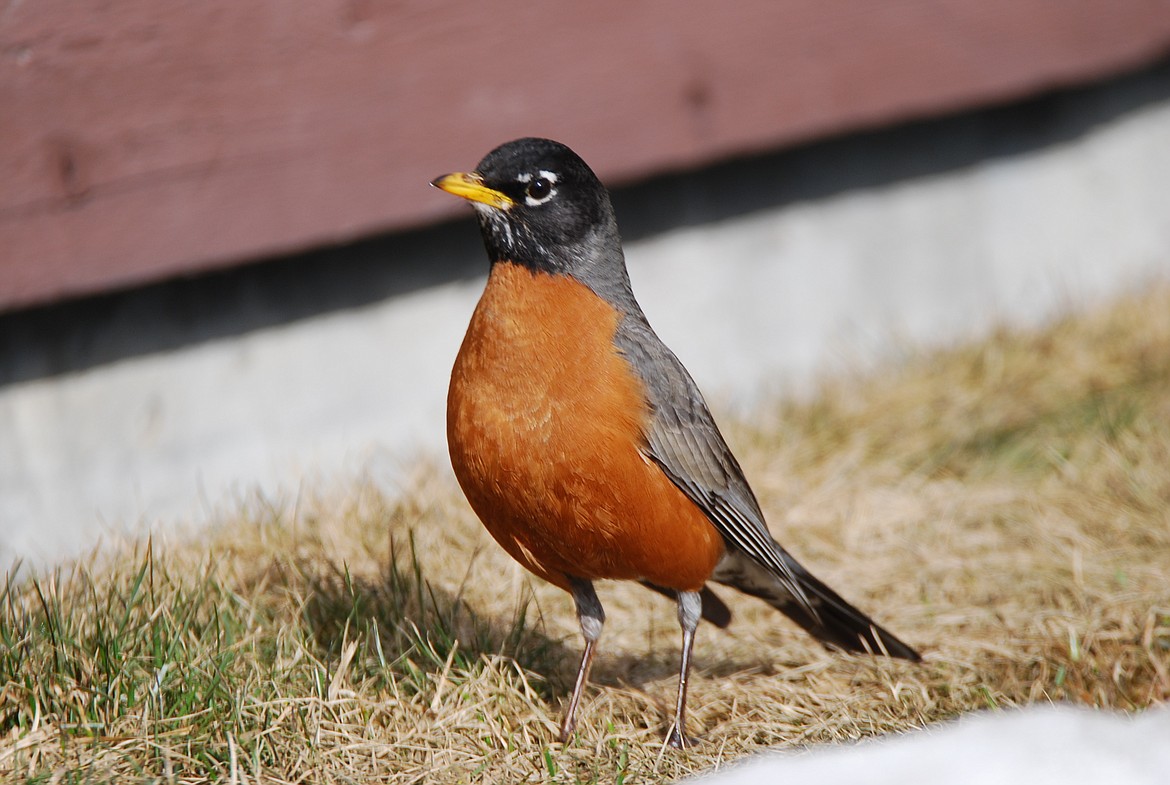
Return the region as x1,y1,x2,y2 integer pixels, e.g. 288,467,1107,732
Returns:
448,262,724,593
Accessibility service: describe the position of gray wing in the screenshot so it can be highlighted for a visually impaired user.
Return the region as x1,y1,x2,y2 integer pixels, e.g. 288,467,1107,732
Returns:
614,316,818,618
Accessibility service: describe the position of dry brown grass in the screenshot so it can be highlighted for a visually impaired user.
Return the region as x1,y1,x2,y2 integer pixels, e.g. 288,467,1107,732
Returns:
3,284,1169,783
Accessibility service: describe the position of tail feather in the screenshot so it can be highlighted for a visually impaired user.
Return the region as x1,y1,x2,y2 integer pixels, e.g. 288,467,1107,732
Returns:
713,549,920,661
778,558,920,661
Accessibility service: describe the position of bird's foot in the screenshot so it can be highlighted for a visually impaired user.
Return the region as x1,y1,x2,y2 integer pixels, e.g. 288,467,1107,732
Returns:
665,724,697,749
558,720,575,745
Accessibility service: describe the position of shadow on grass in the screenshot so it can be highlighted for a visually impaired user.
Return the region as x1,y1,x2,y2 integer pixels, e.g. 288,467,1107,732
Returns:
292,534,580,700
293,536,810,707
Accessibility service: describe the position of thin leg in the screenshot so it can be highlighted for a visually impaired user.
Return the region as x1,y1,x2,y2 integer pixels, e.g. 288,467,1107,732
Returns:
666,589,702,748
560,578,605,743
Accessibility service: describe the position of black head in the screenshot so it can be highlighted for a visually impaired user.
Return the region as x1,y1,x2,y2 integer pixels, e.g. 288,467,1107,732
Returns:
432,138,633,301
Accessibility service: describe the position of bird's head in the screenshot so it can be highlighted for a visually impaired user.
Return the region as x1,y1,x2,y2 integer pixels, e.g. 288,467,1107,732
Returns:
432,138,622,279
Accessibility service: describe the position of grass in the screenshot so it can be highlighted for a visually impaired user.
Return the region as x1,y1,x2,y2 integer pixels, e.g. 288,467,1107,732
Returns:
3,284,1170,783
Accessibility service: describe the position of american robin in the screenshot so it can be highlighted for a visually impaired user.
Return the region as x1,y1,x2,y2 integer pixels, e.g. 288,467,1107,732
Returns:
432,138,919,747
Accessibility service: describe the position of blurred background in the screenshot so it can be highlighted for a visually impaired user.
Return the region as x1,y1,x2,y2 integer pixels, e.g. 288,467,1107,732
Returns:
2,1,1170,568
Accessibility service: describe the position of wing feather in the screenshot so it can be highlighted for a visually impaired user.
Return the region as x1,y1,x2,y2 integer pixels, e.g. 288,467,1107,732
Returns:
615,318,817,618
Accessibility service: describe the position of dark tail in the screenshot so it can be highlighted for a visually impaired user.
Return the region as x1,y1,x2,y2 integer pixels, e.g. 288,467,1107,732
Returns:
714,550,920,661
781,560,920,661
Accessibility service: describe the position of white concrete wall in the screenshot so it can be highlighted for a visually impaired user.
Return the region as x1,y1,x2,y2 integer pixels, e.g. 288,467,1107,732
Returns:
3,69,1169,569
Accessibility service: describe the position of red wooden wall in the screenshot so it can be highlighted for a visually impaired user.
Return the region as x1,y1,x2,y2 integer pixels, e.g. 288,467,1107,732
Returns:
3,1,1169,312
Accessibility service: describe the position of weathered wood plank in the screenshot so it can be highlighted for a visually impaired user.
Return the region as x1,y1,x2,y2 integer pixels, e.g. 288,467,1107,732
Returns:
2,0,1169,311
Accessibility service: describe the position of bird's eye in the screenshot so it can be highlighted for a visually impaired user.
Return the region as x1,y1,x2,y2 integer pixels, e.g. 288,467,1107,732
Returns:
526,177,552,201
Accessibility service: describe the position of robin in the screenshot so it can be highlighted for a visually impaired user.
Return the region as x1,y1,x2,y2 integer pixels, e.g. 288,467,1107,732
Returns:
432,138,919,748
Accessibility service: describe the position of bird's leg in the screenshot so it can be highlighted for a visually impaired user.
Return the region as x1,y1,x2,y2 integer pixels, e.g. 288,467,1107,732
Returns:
666,589,702,748
560,577,605,744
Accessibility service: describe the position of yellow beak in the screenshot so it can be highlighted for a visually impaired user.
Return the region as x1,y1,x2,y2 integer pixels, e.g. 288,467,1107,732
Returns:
431,172,514,209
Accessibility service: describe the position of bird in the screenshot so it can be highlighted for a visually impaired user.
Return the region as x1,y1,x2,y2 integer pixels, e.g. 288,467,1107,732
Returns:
432,137,919,748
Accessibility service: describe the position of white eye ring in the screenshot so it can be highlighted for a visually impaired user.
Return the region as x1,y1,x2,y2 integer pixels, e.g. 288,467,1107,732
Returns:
521,170,558,206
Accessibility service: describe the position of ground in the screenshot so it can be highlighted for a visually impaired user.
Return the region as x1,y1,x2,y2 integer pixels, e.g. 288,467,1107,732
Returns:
2,285,1169,783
